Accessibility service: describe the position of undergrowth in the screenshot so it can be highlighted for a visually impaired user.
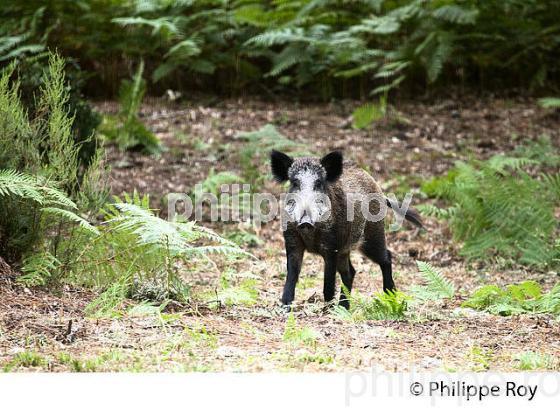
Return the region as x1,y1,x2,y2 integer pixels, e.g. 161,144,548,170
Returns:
420,146,560,268
514,351,557,370
332,290,410,322
74,192,250,317
4,1,560,98
98,61,161,154
332,261,453,321
462,281,560,317
283,313,319,347
0,53,106,267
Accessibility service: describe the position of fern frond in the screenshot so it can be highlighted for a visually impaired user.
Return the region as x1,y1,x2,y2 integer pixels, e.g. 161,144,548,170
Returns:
17,251,61,287
417,204,456,219
432,5,479,25
415,261,455,300
245,28,309,47
538,98,560,109
0,169,44,203
426,33,453,83
41,207,99,236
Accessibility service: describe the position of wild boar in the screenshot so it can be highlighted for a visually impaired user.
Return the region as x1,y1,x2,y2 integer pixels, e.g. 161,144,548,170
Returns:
270,150,422,310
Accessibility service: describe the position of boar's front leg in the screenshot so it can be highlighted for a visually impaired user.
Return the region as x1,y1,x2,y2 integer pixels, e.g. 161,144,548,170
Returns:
281,235,304,309
323,252,338,304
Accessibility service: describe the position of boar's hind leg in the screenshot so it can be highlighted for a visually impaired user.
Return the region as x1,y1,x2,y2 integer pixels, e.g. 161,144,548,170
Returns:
360,229,395,293
337,255,356,309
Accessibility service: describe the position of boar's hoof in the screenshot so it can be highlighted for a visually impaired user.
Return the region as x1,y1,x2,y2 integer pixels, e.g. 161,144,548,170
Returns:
338,299,350,310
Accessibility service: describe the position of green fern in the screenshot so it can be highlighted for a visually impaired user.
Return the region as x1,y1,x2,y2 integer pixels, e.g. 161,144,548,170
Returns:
76,192,251,315
333,289,409,321
352,99,386,129
0,170,47,204
0,169,98,260
217,271,259,307
18,251,61,287
236,124,309,186
538,97,560,109
432,5,479,25
0,52,106,267
283,312,319,347
99,61,161,154
198,170,245,197
41,208,99,236
420,146,560,268
411,261,455,301
463,281,560,317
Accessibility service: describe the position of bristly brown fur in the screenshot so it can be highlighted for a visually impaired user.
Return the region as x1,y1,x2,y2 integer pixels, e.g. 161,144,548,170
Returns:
271,151,422,310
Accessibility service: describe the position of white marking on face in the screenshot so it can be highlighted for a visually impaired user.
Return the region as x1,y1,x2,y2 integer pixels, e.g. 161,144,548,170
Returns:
285,169,331,224
298,169,316,192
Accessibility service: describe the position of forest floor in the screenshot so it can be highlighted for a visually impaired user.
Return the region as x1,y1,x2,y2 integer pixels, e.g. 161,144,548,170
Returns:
1,95,559,372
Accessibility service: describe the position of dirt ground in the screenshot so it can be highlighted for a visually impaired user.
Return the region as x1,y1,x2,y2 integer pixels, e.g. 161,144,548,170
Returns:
1,96,559,372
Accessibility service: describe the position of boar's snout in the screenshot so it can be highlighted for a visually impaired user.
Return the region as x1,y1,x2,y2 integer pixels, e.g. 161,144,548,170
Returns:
297,211,315,232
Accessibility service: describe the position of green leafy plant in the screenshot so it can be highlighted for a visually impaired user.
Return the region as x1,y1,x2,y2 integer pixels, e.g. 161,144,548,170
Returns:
99,61,161,153
462,281,560,317
420,151,560,267
333,290,410,321
514,351,556,370
466,346,493,372
410,261,456,301
75,192,250,317
217,271,259,307
226,229,262,248
3,351,48,371
513,135,560,168
0,54,104,266
4,1,560,96
198,170,245,197
538,97,560,109
283,313,320,347
352,98,387,129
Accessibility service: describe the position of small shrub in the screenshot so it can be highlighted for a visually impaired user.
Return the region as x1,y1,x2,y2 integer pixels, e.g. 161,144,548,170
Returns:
333,290,409,321
283,313,319,347
76,192,249,317
4,351,47,371
514,351,556,370
462,281,560,317
419,151,560,268
0,53,105,267
99,61,161,154
352,98,387,129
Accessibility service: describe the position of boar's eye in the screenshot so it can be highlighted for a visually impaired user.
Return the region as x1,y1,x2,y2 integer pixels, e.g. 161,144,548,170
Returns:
313,180,323,190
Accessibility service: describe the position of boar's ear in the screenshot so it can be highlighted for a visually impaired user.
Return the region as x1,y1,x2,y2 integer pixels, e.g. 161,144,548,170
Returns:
320,151,343,183
270,150,293,182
